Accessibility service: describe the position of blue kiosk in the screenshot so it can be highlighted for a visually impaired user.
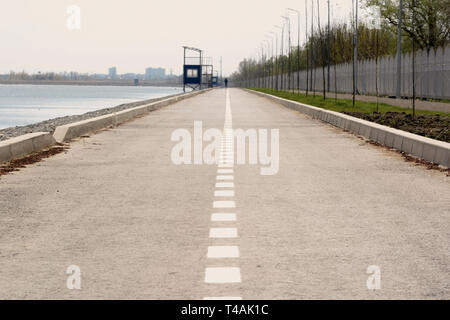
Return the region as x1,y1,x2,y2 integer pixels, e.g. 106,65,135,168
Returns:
183,46,215,91
183,46,203,92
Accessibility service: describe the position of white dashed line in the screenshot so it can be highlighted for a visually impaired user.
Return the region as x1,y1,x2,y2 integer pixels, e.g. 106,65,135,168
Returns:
213,201,236,208
216,175,234,180
218,163,234,168
217,169,233,174
211,213,236,221
214,190,235,197
203,89,242,298
203,297,242,300
215,182,234,188
204,267,241,283
207,246,239,258
209,227,238,238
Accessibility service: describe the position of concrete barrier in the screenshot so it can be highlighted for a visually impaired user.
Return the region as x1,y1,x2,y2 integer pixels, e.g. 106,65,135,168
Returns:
54,89,211,143
0,132,56,164
247,89,450,168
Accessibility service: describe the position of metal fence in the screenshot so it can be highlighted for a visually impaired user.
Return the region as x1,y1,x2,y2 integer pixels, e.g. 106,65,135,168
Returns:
242,46,450,100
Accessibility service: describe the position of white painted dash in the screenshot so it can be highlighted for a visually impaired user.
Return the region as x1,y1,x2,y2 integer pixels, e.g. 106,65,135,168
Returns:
214,190,235,197
204,267,241,283
211,213,236,221
213,201,235,208
207,246,239,258
215,182,234,188
209,227,238,238
204,297,242,300
216,175,234,181
217,169,233,174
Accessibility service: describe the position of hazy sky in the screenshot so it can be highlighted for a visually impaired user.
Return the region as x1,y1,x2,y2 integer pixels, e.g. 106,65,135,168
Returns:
1,0,361,76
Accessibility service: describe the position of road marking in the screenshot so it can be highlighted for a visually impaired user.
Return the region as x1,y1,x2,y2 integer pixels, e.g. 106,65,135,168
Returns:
217,169,233,174
211,213,236,221
209,227,238,238
217,175,234,180
204,267,241,283
214,190,235,197
215,182,234,188
204,297,242,300
202,89,242,298
218,163,234,168
207,246,239,258
213,201,236,208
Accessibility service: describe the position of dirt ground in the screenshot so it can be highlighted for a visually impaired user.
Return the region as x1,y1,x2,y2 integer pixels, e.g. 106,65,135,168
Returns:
344,111,450,143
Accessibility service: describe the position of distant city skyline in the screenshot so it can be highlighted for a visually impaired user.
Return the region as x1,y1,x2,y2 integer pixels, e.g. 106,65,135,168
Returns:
3,66,176,77
1,0,356,76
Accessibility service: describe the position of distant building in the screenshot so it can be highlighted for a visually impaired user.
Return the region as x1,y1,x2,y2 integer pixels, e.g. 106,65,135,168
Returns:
108,67,117,79
145,67,166,80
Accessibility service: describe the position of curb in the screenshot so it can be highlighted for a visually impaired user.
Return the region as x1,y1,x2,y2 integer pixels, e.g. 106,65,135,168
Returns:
0,132,56,164
246,89,450,168
53,89,211,143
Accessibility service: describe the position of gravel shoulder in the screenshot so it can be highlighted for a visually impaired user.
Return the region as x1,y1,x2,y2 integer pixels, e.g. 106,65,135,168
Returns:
0,92,184,142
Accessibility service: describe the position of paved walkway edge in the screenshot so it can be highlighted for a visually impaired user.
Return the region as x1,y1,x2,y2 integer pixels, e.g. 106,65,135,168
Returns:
53,89,212,143
0,132,56,164
246,89,450,168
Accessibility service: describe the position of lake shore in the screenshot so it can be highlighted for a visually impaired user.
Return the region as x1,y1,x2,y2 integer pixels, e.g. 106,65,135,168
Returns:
0,91,183,142
0,79,182,87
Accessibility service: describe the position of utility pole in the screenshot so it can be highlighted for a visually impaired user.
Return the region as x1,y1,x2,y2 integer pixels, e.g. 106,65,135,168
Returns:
282,16,291,93
274,31,279,90
305,0,309,96
354,0,358,95
261,44,266,88
274,25,282,91
396,0,403,98
220,56,222,85
275,24,284,91
412,0,416,117
352,0,355,107
311,0,314,95
327,0,331,92
266,39,272,89
269,32,276,90
288,8,300,95
318,0,326,99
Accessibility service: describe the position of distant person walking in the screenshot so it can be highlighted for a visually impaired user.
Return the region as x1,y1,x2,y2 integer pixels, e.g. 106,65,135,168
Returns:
224,78,228,88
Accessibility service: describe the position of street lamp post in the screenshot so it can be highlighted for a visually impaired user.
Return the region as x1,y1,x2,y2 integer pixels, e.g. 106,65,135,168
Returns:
265,37,272,90
282,15,292,93
354,0,359,95
305,0,309,96
288,8,300,95
327,0,331,92
272,29,280,90
268,33,276,90
274,25,284,91
396,0,403,99
311,0,315,95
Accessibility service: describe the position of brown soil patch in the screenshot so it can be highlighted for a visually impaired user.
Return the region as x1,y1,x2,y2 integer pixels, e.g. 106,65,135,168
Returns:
0,145,69,177
344,112,450,143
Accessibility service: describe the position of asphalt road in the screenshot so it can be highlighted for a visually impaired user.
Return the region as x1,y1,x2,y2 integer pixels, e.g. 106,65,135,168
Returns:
0,88,449,299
